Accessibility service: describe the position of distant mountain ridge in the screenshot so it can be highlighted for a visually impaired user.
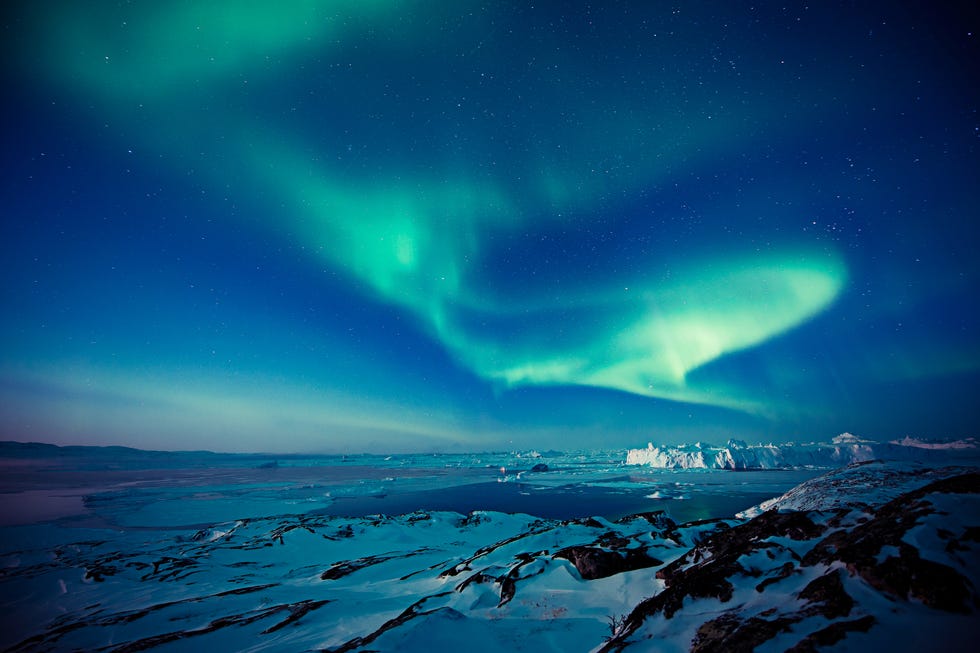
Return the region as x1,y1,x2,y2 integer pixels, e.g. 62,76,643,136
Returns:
0,440,218,457
626,433,979,469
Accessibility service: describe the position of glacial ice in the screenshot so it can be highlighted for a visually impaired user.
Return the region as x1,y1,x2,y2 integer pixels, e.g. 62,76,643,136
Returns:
626,433,979,470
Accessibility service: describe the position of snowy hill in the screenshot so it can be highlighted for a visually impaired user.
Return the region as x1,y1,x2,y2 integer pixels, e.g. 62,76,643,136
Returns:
626,433,979,469
736,460,979,517
600,463,980,652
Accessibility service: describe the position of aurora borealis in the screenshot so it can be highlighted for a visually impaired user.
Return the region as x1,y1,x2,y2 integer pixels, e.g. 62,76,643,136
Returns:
1,1,978,452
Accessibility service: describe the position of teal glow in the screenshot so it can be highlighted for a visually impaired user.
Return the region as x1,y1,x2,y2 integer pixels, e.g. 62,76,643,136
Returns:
19,1,849,414
6,1,975,451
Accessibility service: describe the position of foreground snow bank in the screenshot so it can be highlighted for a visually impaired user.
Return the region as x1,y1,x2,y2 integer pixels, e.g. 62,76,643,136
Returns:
626,433,979,469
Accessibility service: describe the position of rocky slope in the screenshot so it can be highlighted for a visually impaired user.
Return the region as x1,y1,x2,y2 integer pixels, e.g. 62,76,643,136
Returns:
602,463,980,651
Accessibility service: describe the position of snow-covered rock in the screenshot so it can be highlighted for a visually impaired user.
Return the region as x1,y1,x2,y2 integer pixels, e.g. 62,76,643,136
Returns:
601,464,980,652
736,460,979,517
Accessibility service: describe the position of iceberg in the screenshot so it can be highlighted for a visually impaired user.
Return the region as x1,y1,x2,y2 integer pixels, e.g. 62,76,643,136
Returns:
626,433,978,469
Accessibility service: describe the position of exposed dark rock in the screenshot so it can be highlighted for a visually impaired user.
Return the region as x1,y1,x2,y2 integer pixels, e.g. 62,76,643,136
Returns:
321,548,433,581
270,521,315,544
438,524,554,578
454,570,496,592
260,599,330,634
141,556,199,582
962,526,980,542
599,510,826,650
4,618,88,652
321,554,395,580
554,546,663,580
596,531,631,549
943,525,980,554
690,613,740,652
105,599,330,653
803,472,979,613
104,583,278,626
83,561,118,582
784,615,876,653
497,551,547,606
329,592,453,653
497,567,521,606
530,463,549,472
798,569,853,619
566,516,607,529
601,472,979,652
458,512,488,527
755,561,797,593
658,511,823,610
683,518,734,535
824,509,854,529
747,509,828,542
616,511,677,531
690,613,796,653
875,546,972,613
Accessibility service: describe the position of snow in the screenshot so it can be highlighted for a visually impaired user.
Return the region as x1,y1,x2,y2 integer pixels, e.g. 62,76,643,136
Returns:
890,435,978,450
735,460,978,517
1,443,978,651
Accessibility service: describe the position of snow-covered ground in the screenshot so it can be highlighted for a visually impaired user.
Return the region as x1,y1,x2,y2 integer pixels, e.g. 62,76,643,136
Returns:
601,461,980,652
626,433,980,469
1,443,978,651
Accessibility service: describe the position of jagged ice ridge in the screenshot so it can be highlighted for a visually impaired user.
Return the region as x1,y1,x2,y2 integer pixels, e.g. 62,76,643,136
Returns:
626,433,979,470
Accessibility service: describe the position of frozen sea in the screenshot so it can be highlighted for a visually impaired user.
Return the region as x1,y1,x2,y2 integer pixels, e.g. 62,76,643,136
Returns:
0,447,823,528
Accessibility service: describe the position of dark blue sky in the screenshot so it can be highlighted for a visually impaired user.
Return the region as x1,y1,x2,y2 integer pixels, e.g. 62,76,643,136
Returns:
1,1,978,452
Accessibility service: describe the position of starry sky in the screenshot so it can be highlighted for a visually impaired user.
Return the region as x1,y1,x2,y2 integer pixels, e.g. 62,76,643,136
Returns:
1,1,978,453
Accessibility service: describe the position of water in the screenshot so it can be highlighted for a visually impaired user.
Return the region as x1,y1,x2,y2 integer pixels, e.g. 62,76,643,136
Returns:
0,447,825,527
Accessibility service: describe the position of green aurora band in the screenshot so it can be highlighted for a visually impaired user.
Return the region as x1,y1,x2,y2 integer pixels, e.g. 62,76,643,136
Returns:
22,1,848,416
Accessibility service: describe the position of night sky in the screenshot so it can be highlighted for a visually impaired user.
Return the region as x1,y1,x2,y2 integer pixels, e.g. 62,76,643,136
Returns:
1,1,978,452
